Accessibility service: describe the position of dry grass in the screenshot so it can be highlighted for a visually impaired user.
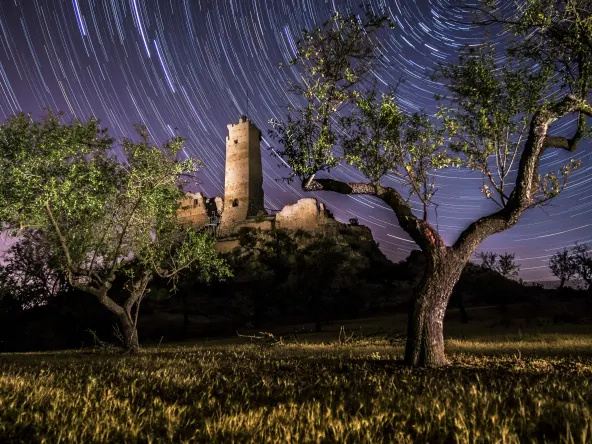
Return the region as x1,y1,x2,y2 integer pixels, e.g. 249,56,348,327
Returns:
1,334,592,443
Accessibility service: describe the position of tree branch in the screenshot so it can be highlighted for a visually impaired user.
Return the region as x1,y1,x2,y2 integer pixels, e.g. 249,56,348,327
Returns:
544,135,571,150
124,271,152,323
106,195,144,279
454,94,591,258
44,201,79,281
304,178,445,255
72,282,124,317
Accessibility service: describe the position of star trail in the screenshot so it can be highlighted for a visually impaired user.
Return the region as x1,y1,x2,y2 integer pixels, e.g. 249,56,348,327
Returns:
0,0,590,282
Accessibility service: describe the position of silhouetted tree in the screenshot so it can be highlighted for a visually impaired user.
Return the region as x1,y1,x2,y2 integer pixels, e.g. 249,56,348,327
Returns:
0,230,66,309
497,253,520,280
571,243,592,291
477,252,498,271
478,251,520,279
294,237,349,332
549,249,578,289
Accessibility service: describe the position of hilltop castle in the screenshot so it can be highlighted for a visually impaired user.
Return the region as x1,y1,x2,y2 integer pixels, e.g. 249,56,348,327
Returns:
177,116,340,249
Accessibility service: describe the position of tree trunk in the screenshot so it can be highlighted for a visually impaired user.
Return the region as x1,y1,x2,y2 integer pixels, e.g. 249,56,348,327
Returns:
404,252,465,367
120,270,152,353
119,312,139,354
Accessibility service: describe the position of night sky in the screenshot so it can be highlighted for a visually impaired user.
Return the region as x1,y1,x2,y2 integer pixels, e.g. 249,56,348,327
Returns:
0,0,590,282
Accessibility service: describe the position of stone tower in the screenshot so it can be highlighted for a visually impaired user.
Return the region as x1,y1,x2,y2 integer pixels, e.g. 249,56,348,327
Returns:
220,115,265,231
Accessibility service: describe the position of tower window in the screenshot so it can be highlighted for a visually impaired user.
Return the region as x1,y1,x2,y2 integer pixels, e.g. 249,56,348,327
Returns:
232,198,239,207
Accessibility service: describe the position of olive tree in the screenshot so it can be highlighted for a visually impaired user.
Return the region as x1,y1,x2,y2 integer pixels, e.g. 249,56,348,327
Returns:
271,2,591,366
0,112,230,352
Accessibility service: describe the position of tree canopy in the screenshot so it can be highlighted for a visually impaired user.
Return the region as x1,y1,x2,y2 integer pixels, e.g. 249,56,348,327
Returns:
270,1,592,366
0,112,230,352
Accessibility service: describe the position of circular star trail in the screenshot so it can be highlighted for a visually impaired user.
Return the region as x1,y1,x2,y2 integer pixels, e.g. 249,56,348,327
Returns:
0,0,590,282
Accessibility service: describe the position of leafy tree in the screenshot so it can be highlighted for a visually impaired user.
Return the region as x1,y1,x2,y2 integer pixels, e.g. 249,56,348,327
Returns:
271,3,592,366
549,248,578,289
226,229,283,328
570,243,592,291
0,112,230,352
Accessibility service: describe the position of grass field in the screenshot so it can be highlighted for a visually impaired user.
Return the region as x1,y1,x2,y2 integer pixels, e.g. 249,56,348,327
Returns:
1,328,592,443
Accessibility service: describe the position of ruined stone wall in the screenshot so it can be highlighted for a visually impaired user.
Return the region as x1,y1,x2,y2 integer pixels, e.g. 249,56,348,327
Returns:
219,116,265,231
275,198,338,232
177,119,345,240
177,192,221,227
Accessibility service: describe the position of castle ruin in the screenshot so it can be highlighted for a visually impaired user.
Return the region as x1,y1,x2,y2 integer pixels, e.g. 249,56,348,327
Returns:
177,116,340,246
220,116,266,230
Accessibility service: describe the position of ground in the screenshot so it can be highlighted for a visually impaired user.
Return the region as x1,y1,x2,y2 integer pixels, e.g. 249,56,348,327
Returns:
1,315,592,442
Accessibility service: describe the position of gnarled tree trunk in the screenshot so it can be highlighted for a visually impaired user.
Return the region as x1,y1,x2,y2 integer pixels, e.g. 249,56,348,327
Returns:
76,270,151,354
118,311,140,354
404,249,466,367
120,270,152,354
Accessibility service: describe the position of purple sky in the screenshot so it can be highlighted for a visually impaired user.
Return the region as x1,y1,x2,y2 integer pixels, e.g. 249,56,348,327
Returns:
0,0,590,281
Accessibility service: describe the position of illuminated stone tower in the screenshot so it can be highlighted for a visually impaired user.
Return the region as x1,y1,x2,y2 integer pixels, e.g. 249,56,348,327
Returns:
220,115,265,231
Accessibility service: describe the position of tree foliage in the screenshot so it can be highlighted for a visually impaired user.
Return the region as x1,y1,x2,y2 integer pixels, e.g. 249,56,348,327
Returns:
270,9,392,185
217,227,396,329
0,230,67,309
271,1,592,367
0,112,230,352
434,45,581,207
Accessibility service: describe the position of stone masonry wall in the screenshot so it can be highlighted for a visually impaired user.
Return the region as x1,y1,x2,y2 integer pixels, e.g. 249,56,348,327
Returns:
177,192,221,227
275,198,338,232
